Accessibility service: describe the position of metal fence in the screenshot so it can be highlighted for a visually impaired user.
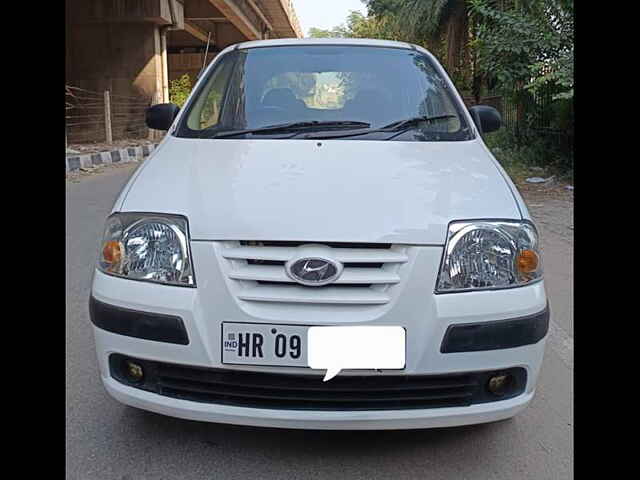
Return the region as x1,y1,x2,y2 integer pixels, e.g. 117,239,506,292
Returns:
483,89,573,157
65,85,152,145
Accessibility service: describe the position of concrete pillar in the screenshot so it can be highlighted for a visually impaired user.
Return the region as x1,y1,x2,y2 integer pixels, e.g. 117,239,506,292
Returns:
66,20,164,102
65,0,182,102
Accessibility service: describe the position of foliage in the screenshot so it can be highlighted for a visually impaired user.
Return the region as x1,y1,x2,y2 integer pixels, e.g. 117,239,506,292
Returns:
528,1,574,99
469,0,573,97
345,10,402,40
308,10,401,41
169,74,192,108
304,0,575,171
308,26,349,38
549,97,573,133
468,0,573,172
484,127,573,177
366,0,463,42
309,0,573,98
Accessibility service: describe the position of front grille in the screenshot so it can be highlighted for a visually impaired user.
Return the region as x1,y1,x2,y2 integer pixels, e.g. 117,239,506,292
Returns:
109,355,527,411
218,241,409,305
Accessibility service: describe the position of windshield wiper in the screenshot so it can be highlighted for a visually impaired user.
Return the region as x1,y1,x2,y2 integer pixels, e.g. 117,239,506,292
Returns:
211,120,371,138
304,114,457,140
381,114,457,131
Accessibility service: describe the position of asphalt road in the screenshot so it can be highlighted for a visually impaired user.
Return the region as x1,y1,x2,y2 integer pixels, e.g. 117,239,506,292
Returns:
66,163,573,480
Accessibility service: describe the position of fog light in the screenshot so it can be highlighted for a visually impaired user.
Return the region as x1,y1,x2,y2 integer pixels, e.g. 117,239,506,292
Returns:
125,360,144,383
487,374,513,396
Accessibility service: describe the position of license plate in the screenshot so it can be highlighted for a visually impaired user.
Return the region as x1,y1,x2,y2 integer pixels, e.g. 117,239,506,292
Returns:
222,323,308,367
222,323,406,373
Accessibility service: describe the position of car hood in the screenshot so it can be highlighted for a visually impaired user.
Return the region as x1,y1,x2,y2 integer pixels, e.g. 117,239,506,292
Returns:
120,137,520,245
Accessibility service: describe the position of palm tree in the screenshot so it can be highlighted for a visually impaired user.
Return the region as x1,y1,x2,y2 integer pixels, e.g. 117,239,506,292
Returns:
394,0,470,81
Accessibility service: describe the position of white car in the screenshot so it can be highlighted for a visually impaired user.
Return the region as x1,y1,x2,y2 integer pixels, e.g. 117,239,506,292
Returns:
90,38,549,430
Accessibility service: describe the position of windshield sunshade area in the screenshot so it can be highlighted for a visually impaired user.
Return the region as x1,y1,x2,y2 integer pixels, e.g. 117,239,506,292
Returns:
177,45,473,142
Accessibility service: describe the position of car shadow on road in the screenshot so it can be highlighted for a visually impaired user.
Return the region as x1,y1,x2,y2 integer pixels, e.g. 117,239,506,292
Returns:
122,405,513,456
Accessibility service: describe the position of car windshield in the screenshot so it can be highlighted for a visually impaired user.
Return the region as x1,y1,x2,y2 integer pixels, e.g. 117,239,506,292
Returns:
176,45,473,141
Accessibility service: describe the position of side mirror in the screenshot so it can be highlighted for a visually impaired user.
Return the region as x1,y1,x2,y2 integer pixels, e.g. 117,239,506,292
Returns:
145,103,180,131
468,105,502,134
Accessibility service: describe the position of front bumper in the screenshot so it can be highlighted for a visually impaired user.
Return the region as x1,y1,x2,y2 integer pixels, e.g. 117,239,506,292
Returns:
103,374,535,430
90,241,548,430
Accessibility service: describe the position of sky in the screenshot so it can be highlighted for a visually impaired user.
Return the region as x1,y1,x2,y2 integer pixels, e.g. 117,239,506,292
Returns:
292,0,367,37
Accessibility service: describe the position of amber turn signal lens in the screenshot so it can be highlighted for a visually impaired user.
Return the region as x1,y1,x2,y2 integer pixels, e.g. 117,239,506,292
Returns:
517,249,539,273
102,240,123,264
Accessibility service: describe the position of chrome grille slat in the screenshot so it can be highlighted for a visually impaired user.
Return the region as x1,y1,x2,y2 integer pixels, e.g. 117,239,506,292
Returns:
228,265,400,284
222,246,408,264
236,285,391,304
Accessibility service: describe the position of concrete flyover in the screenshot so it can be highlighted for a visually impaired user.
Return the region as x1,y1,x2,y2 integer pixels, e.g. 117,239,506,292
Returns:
65,0,302,105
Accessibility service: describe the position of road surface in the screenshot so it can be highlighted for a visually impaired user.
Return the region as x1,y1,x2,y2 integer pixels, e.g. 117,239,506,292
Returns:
66,163,573,480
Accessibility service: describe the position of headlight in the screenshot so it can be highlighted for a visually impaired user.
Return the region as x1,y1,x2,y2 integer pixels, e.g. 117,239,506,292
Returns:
436,220,542,293
97,213,195,287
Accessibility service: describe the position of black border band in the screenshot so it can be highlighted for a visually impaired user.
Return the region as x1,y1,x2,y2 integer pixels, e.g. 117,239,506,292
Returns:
441,304,550,353
89,296,189,345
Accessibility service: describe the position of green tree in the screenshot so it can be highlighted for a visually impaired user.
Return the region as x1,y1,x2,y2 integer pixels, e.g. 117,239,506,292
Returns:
343,10,401,39
469,0,573,97
471,0,573,169
309,10,400,41
308,25,349,38
169,74,192,107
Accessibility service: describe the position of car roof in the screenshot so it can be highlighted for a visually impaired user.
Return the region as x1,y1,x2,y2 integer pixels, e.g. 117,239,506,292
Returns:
235,37,416,51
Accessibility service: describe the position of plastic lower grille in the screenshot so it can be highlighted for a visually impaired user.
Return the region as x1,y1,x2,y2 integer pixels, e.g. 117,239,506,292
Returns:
149,364,481,410
110,356,527,411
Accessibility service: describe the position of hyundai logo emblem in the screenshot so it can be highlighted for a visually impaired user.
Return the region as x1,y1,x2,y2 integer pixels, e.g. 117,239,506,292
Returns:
285,257,343,286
